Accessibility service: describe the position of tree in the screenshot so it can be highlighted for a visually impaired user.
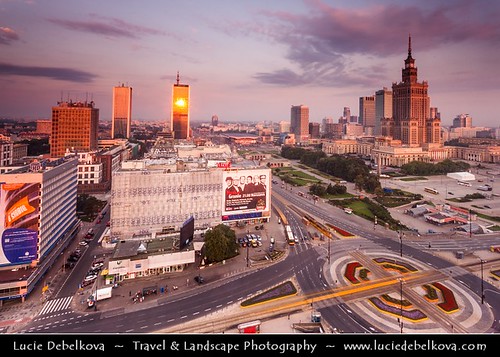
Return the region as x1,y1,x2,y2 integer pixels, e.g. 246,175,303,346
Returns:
203,224,239,263
309,183,326,197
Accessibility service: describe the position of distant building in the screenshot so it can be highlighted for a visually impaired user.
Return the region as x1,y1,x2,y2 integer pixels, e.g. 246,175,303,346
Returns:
50,100,99,157
359,96,376,135
12,143,28,165
36,119,52,135
452,114,472,128
279,121,291,133
309,122,321,139
112,83,133,139
321,117,334,134
375,88,392,136
341,107,351,124
391,35,440,146
171,72,190,140
290,105,309,143
211,115,219,127
0,141,13,167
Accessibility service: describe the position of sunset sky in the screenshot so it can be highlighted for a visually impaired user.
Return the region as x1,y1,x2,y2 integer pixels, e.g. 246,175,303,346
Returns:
1,0,499,127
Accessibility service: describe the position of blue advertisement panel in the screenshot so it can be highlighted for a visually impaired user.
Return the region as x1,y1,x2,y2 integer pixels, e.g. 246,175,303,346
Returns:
0,182,40,266
1,228,38,264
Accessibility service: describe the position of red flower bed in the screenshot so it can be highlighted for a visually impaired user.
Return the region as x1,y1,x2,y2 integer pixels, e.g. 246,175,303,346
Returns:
432,282,459,312
344,261,362,284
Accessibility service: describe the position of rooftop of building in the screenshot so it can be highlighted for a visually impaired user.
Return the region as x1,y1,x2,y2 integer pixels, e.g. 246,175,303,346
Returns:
111,235,191,261
2,155,77,174
53,100,96,108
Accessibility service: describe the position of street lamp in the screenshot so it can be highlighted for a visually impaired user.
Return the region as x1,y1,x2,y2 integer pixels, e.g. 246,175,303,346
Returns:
246,243,249,268
399,278,403,333
480,259,485,305
398,231,403,258
469,208,473,239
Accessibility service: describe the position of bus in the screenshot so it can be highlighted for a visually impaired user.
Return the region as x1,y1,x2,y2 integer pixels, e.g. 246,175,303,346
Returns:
424,187,439,195
285,225,295,245
457,180,472,187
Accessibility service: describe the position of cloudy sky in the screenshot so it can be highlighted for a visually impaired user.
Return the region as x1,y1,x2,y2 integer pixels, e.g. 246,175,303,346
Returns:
1,0,499,127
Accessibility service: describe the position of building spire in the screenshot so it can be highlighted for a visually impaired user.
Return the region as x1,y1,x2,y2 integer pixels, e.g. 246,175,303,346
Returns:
176,71,180,85
408,33,412,57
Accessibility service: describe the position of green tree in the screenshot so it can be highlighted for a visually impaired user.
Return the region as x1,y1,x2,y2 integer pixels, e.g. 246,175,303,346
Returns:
203,224,238,263
309,183,326,197
326,183,347,195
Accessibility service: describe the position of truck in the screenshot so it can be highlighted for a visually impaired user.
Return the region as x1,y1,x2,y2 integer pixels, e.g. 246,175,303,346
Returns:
87,286,113,308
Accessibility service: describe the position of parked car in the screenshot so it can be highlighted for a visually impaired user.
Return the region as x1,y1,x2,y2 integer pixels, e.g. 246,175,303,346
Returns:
84,274,97,282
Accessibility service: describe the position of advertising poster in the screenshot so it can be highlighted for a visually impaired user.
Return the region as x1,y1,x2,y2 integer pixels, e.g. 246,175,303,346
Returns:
222,169,270,217
0,183,40,266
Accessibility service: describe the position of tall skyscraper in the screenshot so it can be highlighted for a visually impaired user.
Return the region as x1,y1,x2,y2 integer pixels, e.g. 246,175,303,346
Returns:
171,72,190,140
375,87,393,136
290,105,309,143
112,83,132,139
50,100,99,157
359,96,375,135
392,35,438,146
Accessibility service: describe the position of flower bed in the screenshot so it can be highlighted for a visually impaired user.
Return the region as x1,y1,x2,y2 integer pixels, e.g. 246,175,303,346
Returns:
432,282,459,313
241,280,297,307
422,284,439,301
381,294,412,308
344,261,362,284
373,257,418,272
381,263,411,274
369,297,427,321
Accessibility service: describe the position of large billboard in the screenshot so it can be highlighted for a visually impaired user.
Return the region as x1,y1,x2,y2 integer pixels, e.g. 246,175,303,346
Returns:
0,183,40,266
222,169,270,219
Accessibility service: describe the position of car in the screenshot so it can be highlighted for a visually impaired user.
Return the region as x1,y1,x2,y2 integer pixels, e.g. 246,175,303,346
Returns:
194,276,205,284
78,241,88,247
91,262,104,270
84,274,97,282
448,192,454,195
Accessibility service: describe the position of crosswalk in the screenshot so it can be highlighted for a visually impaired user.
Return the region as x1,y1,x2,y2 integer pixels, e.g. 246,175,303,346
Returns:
38,296,73,316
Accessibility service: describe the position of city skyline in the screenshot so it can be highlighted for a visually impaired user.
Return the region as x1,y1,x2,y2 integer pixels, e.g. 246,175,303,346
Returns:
1,0,499,127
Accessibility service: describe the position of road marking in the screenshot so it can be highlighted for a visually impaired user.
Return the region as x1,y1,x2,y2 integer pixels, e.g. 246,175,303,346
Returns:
37,296,73,316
